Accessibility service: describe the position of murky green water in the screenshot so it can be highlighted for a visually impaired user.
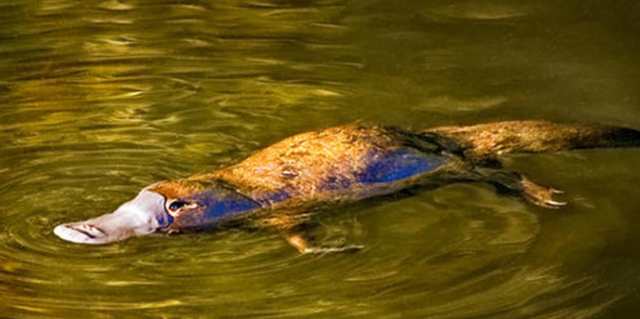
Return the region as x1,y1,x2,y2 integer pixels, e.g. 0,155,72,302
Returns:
1,0,640,317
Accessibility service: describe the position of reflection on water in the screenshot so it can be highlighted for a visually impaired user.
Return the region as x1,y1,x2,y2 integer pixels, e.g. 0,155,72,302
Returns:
1,0,640,317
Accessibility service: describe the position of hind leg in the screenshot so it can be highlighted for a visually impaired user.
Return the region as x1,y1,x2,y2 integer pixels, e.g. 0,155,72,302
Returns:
520,176,566,208
473,168,566,208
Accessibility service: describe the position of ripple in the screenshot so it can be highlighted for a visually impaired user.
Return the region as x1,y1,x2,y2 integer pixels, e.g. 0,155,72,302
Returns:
0,145,627,318
97,0,135,11
1,0,638,317
422,1,531,22
416,95,509,114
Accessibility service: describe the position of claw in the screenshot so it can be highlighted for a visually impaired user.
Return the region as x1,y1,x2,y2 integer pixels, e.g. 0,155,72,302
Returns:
551,189,565,194
546,200,567,207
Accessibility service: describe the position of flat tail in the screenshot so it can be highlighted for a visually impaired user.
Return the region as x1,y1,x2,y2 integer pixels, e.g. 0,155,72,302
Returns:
426,120,640,158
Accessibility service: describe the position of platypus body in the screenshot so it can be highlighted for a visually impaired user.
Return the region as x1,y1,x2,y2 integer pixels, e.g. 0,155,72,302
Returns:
54,121,640,252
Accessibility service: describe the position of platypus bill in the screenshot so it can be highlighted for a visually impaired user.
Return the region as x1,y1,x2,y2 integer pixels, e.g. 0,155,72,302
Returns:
54,121,640,253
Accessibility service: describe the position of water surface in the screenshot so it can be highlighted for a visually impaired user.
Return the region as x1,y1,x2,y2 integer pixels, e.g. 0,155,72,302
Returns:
1,0,640,318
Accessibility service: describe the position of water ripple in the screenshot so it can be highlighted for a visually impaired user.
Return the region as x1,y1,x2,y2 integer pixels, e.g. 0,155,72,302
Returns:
0,0,637,317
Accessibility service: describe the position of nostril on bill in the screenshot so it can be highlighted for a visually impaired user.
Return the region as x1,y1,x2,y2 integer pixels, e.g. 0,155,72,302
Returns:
54,223,109,244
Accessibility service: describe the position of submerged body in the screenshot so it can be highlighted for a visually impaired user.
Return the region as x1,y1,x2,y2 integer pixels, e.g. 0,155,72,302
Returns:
54,121,640,252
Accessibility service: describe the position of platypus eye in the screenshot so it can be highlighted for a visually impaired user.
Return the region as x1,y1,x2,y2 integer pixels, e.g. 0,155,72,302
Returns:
168,200,187,211
166,200,198,214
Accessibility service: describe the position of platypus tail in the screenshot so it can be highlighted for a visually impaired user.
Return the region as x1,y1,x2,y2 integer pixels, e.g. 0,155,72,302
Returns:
426,120,640,158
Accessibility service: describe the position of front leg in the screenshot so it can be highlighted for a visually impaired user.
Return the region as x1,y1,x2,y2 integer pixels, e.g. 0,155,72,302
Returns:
280,227,364,254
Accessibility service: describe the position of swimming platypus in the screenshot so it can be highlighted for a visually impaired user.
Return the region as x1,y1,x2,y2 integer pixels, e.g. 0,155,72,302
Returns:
54,121,640,252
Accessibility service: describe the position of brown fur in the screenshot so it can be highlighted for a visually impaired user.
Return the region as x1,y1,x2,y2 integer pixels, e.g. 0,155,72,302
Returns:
426,120,638,159
193,126,410,203
148,179,207,199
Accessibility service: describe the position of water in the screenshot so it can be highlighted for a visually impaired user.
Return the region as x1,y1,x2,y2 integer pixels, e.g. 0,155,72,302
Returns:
1,0,640,317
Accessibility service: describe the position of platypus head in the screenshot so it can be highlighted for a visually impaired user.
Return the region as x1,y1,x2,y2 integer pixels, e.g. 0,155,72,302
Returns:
54,180,260,244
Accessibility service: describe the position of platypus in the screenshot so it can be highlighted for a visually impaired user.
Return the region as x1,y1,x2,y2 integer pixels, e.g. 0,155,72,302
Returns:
54,121,640,252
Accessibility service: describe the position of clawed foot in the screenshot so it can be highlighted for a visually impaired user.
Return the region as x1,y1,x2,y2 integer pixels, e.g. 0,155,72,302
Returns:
282,232,364,254
521,177,567,209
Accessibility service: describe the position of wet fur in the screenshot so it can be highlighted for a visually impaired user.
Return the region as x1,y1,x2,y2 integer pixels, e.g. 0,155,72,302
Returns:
427,120,640,159
150,120,640,232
